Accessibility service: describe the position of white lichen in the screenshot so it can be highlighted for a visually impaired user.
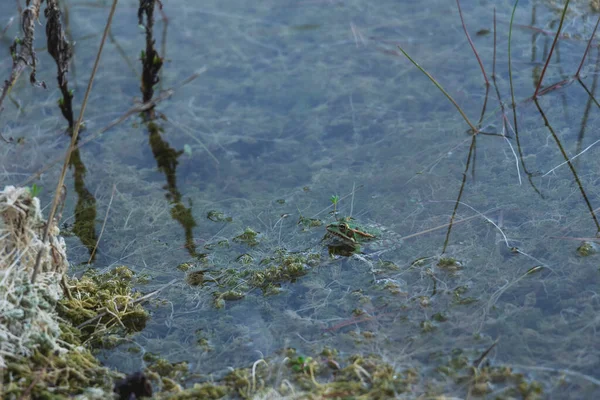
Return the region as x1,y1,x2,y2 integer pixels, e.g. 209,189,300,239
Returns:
0,185,68,368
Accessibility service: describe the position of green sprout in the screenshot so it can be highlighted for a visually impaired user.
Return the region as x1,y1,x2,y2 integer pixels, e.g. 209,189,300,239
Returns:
330,194,340,216
29,183,41,198
289,355,314,374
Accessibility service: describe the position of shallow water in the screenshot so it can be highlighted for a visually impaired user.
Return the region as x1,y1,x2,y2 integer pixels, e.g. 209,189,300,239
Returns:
1,0,600,397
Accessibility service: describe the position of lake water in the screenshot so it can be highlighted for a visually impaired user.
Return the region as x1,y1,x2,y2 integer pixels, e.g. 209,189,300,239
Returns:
1,0,599,397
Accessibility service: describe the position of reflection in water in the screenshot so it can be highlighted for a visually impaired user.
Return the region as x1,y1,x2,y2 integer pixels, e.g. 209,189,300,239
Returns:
139,0,199,258
147,121,199,258
68,147,98,261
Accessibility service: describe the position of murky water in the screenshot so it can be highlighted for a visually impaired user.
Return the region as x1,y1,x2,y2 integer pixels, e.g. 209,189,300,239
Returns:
1,0,600,397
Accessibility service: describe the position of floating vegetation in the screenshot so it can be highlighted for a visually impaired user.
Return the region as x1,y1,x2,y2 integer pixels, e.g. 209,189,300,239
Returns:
577,241,598,257
185,269,207,286
206,210,233,223
197,248,321,306
437,256,464,271
232,227,260,247
297,215,323,229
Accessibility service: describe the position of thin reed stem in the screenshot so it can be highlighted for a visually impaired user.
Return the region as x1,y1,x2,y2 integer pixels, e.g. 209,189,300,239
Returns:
575,15,600,78
533,0,570,98
507,0,544,197
442,136,476,254
492,8,497,79
456,0,489,85
397,45,477,133
533,98,600,233
508,0,519,123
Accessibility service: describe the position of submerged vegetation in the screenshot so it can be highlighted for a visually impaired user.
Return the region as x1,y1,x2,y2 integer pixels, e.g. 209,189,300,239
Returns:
2,0,600,398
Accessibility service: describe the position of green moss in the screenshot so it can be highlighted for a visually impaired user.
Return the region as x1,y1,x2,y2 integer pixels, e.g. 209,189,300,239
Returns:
437,257,463,271
432,312,448,322
58,267,149,346
185,270,206,286
177,262,193,272
233,227,260,247
298,215,323,229
162,383,227,399
219,290,245,301
3,336,116,399
148,358,188,377
577,241,597,257
206,210,233,223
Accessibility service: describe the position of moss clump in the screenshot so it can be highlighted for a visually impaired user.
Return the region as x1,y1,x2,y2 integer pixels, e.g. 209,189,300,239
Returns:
206,210,233,223
232,227,260,247
177,262,193,272
139,347,547,399
247,250,319,292
58,266,149,345
298,215,323,229
2,327,117,399
157,383,227,399
203,249,319,307
576,241,598,257
437,257,463,271
185,270,206,286
147,357,189,379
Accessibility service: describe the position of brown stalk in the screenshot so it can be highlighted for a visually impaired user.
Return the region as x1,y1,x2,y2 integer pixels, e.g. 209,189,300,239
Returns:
575,15,600,78
533,0,570,98
456,0,489,86
507,0,544,198
533,98,600,233
442,136,476,254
